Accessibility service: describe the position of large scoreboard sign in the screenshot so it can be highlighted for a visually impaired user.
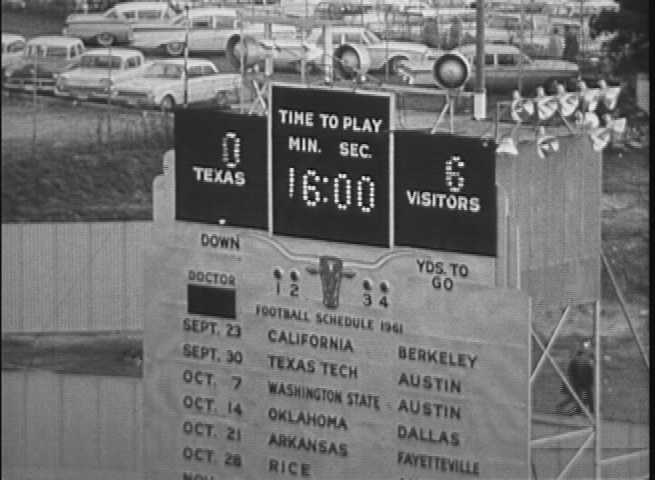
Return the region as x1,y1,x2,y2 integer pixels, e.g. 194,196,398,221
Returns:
145,84,530,480
271,85,391,247
394,131,497,256
175,110,268,228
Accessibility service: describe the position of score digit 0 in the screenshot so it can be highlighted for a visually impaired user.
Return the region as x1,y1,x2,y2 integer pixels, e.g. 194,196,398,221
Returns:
288,167,376,213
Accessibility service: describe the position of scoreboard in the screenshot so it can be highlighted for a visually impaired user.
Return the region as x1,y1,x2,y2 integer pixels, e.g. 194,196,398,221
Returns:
144,83,530,480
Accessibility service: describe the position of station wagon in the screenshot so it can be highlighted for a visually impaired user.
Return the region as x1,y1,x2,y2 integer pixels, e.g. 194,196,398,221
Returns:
3,36,85,92
55,48,146,100
63,1,177,46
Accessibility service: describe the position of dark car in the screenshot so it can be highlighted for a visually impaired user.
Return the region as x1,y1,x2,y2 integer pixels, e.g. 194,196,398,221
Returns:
3,36,85,92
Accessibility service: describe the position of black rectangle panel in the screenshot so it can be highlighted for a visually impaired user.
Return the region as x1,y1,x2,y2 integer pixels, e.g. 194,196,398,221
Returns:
187,284,236,319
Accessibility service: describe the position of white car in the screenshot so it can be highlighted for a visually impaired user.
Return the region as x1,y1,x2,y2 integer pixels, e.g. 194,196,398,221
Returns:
399,43,580,93
131,7,297,57
2,33,26,71
233,25,439,77
55,48,147,100
234,33,326,74
63,1,178,46
324,26,438,76
111,58,240,110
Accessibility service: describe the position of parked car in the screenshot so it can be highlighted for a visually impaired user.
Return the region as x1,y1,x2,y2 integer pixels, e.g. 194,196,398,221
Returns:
111,58,240,110
62,1,178,47
2,33,26,73
3,36,85,93
232,25,439,76
232,32,326,73
399,43,579,93
55,48,146,100
1,0,26,10
328,26,439,76
131,7,297,57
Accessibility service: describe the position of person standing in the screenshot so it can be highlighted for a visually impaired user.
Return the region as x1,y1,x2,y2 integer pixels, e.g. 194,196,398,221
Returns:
422,17,440,49
562,25,579,61
556,338,594,415
547,27,564,58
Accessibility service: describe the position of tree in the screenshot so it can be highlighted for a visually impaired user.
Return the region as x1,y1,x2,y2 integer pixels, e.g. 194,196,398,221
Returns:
589,0,649,74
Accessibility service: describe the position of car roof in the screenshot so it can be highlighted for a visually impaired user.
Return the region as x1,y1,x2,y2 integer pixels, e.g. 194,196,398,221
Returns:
2,33,26,43
186,7,237,17
112,1,172,11
330,26,367,33
27,35,84,46
151,58,215,68
458,43,521,55
82,47,143,57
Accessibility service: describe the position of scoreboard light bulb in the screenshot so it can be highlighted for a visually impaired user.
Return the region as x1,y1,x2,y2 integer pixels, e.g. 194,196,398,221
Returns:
432,51,470,90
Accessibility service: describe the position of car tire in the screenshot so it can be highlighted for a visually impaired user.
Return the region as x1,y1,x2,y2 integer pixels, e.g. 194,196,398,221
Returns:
96,33,115,47
215,91,230,106
166,42,185,57
160,95,175,112
387,56,408,75
226,35,243,69
335,47,360,80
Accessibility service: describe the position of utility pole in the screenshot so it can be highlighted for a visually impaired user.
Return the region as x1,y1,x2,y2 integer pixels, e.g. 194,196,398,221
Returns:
183,5,189,108
473,0,486,119
518,0,525,92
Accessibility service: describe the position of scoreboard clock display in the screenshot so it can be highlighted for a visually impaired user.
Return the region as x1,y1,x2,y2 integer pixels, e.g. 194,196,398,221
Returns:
394,131,497,256
174,85,497,256
175,108,267,228
271,85,392,248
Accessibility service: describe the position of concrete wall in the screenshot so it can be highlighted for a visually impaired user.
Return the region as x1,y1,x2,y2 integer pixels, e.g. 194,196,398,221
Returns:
1,371,648,479
2,222,150,333
496,134,602,309
2,370,143,479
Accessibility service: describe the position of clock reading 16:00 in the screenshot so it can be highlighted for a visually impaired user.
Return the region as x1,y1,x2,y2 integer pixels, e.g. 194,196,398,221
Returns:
287,167,377,213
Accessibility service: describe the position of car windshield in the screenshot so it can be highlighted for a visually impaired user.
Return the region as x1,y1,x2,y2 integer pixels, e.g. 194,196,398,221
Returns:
80,55,122,68
363,30,381,44
5,41,24,53
144,63,183,78
214,16,235,28
25,44,52,57
44,46,69,57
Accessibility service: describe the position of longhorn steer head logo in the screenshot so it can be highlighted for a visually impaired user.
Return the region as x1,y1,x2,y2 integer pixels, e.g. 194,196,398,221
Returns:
306,256,355,309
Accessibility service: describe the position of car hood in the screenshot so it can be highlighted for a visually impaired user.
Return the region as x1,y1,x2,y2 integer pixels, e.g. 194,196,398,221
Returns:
60,68,123,81
131,23,183,33
531,59,579,71
369,41,429,54
65,13,109,24
7,58,74,75
115,76,178,91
